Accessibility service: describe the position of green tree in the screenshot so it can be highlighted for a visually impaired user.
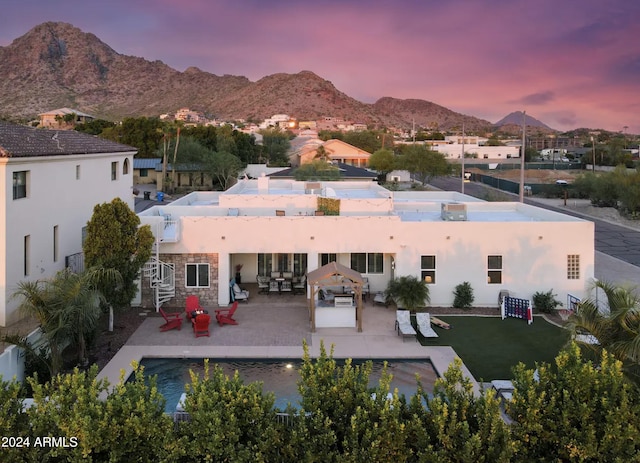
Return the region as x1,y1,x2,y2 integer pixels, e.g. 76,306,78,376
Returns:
508,343,640,461
292,341,410,461
397,144,451,185
570,280,640,383
5,266,120,375
83,198,154,331
74,118,116,135
369,148,396,180
205,151,242,190
406,358,513,462
385,275,430,311
20,364,179,462
294,160,341,181
100,116,166,157
177,360,282,462
260,128,292,166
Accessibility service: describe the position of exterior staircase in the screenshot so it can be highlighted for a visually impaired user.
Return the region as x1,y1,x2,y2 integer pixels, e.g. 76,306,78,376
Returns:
143,238,175,311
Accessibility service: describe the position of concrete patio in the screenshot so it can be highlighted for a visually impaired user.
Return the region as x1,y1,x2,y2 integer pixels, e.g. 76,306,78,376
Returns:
97,290,473,393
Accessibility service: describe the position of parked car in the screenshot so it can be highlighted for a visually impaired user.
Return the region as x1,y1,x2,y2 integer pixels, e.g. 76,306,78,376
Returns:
555,179,568,185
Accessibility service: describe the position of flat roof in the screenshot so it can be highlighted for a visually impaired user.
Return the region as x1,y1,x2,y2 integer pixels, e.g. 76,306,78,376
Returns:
141,179,588,224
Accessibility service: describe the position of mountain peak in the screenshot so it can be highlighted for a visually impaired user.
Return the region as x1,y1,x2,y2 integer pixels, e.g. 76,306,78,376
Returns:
0,21,492,130
495,111,553,130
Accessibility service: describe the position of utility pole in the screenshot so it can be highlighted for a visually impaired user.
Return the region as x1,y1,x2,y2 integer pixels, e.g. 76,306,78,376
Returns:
461,123,465,195
519,111,526,202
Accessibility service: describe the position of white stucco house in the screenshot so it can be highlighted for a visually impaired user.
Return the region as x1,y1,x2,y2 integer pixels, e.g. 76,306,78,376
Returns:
0,121,137,326
138,177,594,319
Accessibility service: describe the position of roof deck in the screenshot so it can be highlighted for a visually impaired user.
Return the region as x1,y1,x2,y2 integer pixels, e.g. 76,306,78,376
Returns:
140,178,587,224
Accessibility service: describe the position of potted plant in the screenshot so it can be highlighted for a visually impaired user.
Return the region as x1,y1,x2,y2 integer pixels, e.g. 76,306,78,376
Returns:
235,264,243,284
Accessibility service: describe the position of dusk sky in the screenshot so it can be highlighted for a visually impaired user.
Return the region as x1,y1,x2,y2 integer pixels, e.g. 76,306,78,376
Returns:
2,0,639,133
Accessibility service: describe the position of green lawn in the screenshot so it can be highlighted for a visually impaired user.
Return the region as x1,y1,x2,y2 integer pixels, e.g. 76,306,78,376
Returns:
417,316,571,381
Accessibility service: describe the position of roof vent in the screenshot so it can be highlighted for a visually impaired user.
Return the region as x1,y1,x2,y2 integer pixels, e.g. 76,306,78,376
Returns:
441,202,467,221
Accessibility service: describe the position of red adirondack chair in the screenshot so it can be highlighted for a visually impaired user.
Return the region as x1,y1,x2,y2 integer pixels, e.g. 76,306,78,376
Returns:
159,307,183,332
185,295,202,321
192,314,211,338
215,301,239,326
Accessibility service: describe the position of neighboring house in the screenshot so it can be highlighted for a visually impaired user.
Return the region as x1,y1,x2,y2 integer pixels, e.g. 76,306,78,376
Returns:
138,177,594,312
133,158,161,185
290,138,372,167
38,108,95,129
268,162,377,181
0,121,136,326
397,138,520,160
241,164,289,179
133,158,211,191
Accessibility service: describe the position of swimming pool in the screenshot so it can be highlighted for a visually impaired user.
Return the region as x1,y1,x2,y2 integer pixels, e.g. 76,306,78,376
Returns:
134,358,438,413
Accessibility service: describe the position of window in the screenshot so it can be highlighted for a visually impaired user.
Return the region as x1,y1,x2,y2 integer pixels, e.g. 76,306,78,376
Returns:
185,263,209,288
367,253,384,274
13,171,28,199
24,235,30,276
257,254,272,276
350,253,367,273
111,161,118,181
567,255,580,279
421,255,436,284
350,253,383,274
321,253,337,266
139,168,149,178
123,158,130,175
487,255,502,284
293,253,307,276
76,165,80,180
53,225,59,263
276,253,289,272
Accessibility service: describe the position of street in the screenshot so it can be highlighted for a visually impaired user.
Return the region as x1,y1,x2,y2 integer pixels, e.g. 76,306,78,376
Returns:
429,176,640,267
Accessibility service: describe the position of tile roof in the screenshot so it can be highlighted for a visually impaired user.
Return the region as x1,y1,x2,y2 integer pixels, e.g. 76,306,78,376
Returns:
0,121,137,158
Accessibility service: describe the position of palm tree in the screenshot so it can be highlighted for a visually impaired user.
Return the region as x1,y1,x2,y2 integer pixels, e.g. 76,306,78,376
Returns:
385,275,430,312
570,280,640,383
54,267,121,366
5,267,122,375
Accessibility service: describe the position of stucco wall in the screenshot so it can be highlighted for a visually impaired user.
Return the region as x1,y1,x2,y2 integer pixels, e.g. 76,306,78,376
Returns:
152,213,594,308
1,152,135,326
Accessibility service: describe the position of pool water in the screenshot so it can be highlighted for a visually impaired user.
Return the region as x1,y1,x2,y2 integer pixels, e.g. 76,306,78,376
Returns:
134,358,438,413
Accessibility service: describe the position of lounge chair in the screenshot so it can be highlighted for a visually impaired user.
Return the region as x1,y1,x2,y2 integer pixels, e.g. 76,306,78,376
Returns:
159,307,183,332
215,301,239,326
395,310,416,341
416,312,438,338
185,295,202,321
192,314,211,337
373,292,388,307
232,283,249,303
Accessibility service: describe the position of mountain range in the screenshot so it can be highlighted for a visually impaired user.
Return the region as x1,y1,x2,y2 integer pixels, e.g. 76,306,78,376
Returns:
0,22,554,133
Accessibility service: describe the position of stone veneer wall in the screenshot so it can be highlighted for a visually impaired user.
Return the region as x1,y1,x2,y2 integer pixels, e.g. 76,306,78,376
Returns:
141,253,219,310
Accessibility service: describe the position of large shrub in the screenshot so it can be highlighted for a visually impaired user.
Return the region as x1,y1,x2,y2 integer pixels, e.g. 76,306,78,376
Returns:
532,289,562,313
453,281,475,309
